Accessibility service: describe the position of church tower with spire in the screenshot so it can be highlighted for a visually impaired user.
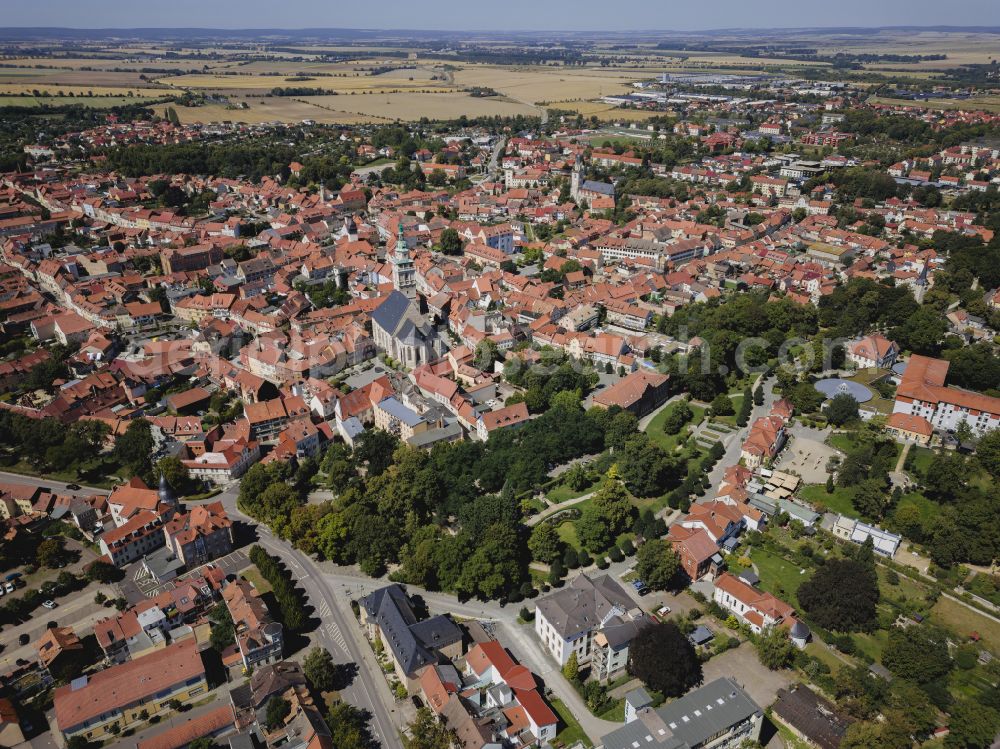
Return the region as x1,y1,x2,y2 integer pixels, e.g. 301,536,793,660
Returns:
391,220,416,299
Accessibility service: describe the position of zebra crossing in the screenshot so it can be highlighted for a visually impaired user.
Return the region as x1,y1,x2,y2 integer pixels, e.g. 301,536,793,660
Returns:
316,598,349,654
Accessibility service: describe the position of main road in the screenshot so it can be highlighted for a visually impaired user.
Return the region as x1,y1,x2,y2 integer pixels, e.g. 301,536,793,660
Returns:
208,486,407,749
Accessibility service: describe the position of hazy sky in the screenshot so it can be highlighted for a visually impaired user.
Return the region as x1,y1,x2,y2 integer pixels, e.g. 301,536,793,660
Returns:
7,0,1000,31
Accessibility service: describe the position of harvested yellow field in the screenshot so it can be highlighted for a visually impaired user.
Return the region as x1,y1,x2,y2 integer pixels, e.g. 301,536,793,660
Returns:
548,101,660,122
302,92,538,120
158,100,378,126
159,73,455,94
0,82,166,97
452,65,643,105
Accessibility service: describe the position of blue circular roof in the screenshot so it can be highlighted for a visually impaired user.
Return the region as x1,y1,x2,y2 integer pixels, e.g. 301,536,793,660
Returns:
814,378,873,403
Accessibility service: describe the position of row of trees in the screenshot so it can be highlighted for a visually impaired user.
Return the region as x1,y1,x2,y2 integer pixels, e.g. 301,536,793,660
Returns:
248,545,307,631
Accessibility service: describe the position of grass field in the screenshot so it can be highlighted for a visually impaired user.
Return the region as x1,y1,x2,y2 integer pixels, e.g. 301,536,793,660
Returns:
552,697,592,748
931,596,1000,654
751,548,810,608
241,566,272,594
798,483,856,516
646,401,705,454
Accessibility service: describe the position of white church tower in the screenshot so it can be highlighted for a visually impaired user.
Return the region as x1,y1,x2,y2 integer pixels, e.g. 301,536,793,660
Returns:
391,221,416,299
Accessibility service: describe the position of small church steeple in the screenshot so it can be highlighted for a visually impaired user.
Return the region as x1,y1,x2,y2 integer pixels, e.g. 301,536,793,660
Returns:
158,472,178,507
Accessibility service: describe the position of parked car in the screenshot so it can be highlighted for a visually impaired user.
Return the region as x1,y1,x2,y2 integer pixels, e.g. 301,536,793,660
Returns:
42,600,56,609
3,582,14,594
657,605,672,617
632,580,650,596
66,483,81,491
18,634,29,647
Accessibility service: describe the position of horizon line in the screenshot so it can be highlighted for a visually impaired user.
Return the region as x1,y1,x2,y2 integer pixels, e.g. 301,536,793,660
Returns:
2,23,1000,34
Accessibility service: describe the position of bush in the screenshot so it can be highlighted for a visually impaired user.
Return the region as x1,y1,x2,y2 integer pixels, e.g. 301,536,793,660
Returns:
519,606,534,622
563,547,580,569
596,556,610,570
609,546,624,563
578,550,592,568
833,634,856,655
620,539,635,556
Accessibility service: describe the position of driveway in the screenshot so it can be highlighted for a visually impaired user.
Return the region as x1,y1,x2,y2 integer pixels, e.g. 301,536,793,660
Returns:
699,643,793,710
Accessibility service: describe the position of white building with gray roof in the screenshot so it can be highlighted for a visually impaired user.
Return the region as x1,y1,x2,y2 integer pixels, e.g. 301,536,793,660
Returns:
601,677,763,749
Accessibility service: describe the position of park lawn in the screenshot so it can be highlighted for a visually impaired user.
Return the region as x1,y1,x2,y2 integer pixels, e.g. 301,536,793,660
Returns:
751,548,810,607
827,432,856,453
798,483,857,517
713,394,745,426
930,596,1000,654
552,697,592,748
889,491,937,527
804,642,846,674
851,628,889,663
556,520,582,552
241,566,273,594
877,566,928,605
646,402,705,452
546,482,596,504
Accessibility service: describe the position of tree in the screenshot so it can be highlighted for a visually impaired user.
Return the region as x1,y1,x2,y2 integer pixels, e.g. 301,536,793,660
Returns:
208,602,235,651
303,647,339,692
353,429,399,477
944,699,1000,749
154,456,193,496
825,393,859,426
404,707,455,749
327,701,373,749
797,559,878,632
265,697,292,730
618,438,677,498
851,477,894,520
114,418,154,477
588,477,635,535
709,394,734,417
753,384,765,406
37,538,65,568
882,626,951,683
605,410,640,450
662,402,693,435
977,429,1000,480
562,651,579,681
754,627,795,670
825,474,835,494
635,539,680,591
455,524,523,600
528,523,564,565
788,382,825,414
85,560,123,583
439,227,463,255
627,621,702,698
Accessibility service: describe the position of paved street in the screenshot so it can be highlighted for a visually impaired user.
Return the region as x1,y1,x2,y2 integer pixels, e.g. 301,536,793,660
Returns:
206,487,407,749
0,471,106,497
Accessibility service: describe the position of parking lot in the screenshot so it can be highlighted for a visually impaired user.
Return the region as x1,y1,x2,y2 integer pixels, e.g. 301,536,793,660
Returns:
699,642,794,710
